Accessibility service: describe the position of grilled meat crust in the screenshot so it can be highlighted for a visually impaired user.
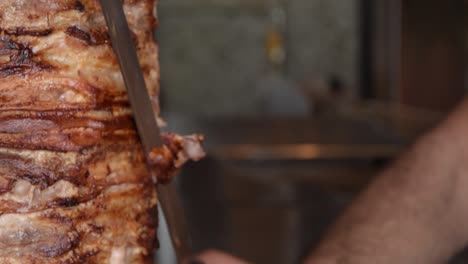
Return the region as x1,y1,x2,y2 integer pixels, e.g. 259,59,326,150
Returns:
0,1,191,263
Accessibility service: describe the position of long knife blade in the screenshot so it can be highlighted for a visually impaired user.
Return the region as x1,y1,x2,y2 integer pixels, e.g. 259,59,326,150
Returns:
98,0,192,262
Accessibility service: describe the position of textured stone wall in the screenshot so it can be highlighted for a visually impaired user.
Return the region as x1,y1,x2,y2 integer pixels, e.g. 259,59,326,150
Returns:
157,0,358,116
288,0,358,96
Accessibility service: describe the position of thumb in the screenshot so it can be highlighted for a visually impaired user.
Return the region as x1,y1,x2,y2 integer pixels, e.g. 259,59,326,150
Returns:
189,250,249,264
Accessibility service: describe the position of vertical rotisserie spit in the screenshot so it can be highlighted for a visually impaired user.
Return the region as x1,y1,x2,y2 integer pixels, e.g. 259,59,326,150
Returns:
0,1,203,263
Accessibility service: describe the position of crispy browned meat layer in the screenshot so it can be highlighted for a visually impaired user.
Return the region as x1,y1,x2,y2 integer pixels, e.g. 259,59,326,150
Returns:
0,1,204,263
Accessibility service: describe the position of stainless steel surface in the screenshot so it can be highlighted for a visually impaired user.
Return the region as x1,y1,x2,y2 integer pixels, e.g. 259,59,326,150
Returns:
98,0,162,148
98,1,192,262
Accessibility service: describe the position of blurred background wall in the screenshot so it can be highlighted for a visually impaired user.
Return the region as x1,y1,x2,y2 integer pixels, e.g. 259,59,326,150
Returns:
157,0,468,116
155,1,468,263
365,0,466,110
157,0,358,116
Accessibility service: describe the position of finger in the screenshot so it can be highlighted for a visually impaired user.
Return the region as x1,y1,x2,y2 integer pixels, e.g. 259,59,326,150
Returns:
194,250,249,264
